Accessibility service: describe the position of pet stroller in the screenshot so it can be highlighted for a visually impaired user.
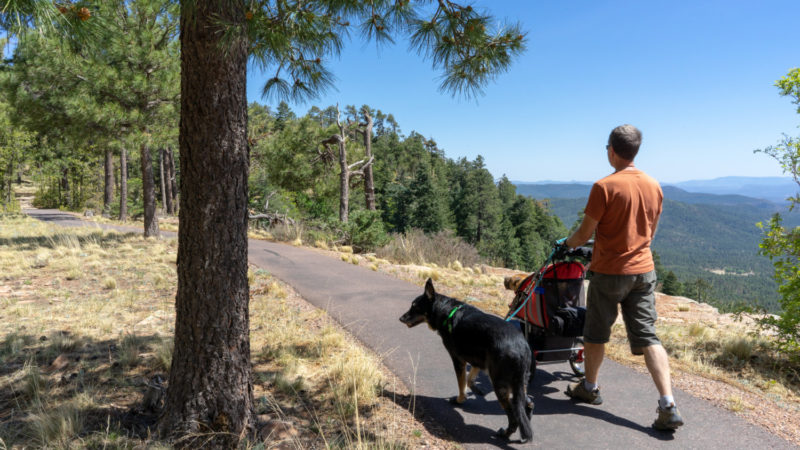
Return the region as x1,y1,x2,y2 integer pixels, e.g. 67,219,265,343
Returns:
504,243,593,378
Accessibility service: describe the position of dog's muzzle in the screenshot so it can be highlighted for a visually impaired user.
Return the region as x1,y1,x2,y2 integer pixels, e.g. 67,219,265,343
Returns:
399,312,425,328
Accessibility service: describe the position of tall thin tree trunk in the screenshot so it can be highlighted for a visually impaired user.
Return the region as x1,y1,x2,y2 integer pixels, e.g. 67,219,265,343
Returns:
159,0,252,444
338,136,350,223
163,148,174,215
5,159,12,207
61,168,70,208
104,149,115,216
362,110,376,210
167,146,178,212
159,148,167,214
140,142,160,238
119,147,128,222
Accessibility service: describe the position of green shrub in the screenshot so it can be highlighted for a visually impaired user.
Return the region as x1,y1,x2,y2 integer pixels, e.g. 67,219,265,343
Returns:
341,210,389,252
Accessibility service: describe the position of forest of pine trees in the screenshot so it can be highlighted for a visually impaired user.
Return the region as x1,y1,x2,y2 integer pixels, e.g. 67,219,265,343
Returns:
1,39,568,271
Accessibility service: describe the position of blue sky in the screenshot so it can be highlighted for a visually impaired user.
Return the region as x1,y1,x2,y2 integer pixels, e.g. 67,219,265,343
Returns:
246,1,800,184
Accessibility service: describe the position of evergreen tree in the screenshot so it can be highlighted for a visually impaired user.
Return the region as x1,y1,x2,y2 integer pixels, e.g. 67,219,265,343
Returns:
274,101,295,130
662,270,683,296
497,175,516,208
509,195,550,270
409,164,446,233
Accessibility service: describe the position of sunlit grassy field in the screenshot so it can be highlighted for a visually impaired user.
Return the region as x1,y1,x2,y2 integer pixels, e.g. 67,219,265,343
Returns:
0,214,452,449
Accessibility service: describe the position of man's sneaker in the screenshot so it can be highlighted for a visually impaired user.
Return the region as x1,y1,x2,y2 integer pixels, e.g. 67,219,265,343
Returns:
653,404,684,431
565,380,603,405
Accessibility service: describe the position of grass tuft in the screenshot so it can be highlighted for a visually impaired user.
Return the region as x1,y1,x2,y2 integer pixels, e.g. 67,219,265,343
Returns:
329,350,383,416
27,393,93,447
102,276,117,290
722,337,755,362
119,333,144,367
153,336,173,371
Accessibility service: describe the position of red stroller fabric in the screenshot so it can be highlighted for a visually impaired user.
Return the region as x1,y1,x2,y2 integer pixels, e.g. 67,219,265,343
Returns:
512,261,586,329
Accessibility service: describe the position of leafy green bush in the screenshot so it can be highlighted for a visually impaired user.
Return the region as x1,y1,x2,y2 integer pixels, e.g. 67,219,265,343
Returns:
341,209,389,252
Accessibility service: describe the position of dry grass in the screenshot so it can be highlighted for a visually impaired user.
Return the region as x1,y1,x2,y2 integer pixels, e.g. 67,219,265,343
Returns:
376,229,484,267
0,214,450,449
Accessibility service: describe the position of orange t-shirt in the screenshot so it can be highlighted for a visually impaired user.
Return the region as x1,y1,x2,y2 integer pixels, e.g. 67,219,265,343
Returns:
584,168,663,275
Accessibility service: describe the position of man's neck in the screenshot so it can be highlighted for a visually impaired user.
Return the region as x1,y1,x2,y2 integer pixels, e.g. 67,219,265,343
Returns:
613,162,636,173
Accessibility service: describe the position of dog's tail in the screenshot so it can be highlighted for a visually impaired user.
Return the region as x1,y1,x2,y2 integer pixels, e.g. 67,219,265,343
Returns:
516,352,533,442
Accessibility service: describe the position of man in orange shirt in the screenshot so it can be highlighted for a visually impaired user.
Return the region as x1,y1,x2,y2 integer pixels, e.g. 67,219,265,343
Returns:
561,124,683,431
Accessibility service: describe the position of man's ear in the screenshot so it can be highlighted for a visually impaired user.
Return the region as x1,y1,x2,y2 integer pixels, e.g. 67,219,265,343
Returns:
424,278,435,300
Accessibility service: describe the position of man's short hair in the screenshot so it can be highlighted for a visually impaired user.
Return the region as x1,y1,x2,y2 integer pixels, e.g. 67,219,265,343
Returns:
608,124,642,161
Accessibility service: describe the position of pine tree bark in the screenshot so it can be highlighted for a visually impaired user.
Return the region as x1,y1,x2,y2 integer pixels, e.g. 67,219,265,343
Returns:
104,149,115,216
361,109,376,211
140,143,160,238
119,147,128,222
158,0,253,445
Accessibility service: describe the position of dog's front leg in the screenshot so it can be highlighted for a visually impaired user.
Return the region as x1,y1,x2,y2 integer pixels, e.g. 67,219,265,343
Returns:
449,358,468,404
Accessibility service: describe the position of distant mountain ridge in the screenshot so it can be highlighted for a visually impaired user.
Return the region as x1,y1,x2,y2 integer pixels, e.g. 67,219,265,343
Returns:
514,176,796,204
670,176,796,203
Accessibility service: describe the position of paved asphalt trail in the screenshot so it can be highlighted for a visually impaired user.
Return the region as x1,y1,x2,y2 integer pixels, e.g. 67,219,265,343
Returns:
25,209,793,449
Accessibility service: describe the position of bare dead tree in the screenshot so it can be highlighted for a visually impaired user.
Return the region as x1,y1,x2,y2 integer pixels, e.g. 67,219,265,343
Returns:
318,106,374,223
355,106,376,211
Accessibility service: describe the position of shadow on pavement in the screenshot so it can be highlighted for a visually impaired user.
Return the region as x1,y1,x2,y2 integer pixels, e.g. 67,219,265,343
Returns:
531,369,676,442
382,389,524,449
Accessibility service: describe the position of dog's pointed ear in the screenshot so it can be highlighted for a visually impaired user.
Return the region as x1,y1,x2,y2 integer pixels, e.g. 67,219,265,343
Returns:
424,278,435,300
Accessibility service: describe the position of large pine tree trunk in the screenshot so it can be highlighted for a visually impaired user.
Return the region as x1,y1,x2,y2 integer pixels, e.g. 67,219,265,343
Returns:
104,149,114,216
140,143,160,238
119,147,128,221
159,0,253,445
362,111,376,211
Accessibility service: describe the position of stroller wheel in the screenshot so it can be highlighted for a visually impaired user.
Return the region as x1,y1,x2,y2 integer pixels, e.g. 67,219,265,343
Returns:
569,349,585,377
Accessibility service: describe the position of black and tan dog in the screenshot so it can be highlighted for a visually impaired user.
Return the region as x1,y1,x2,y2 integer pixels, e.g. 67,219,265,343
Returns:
399,278,533,443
